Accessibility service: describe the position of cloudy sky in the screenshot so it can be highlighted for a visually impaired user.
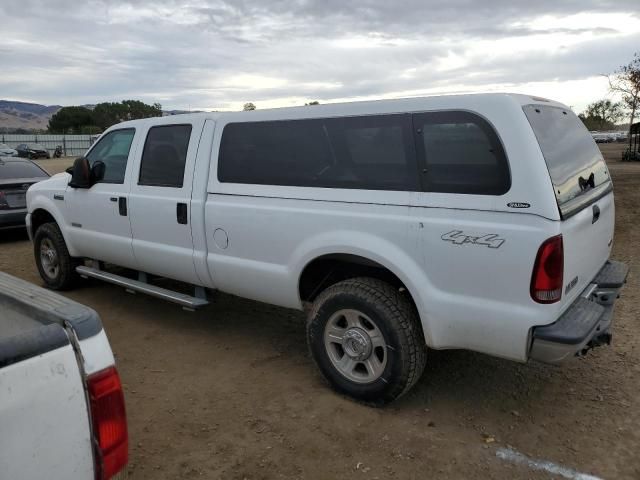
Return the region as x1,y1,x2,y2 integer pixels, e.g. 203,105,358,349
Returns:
1,0,639,113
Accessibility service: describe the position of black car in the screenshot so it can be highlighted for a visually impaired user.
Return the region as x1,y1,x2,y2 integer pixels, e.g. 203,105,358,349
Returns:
16,143,50,159
0,158,50,230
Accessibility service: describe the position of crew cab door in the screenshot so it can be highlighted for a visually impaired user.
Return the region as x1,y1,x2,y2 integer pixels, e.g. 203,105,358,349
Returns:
65,128,138,268
127,121,204,284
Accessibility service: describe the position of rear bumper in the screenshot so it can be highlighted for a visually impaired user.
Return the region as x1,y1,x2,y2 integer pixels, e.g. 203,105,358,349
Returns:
529,260,629,364
0,209,27,230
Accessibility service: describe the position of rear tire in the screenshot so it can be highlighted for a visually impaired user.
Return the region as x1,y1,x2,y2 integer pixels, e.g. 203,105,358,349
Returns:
34,222,80,290
307,277,426,405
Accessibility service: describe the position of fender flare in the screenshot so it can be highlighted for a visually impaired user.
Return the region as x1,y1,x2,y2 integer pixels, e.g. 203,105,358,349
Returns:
290,230,436,345
29,199,79,257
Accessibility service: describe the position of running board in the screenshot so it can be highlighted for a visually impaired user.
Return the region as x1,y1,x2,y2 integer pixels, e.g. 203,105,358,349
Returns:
76,266,209,309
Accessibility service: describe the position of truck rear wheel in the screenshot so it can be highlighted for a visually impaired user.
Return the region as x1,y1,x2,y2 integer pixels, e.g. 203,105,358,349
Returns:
34,222,79,290
307,277,426,405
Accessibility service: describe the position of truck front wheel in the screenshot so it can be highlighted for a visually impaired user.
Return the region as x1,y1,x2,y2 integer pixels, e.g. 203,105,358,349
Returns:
307,277,426,405
34,222,79,290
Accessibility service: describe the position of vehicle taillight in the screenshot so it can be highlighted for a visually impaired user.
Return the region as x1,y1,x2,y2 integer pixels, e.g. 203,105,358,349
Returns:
530,235,564,304
87,367,128,480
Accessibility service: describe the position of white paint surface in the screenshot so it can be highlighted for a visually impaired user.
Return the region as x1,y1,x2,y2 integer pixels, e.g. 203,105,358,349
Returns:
496,447,604,480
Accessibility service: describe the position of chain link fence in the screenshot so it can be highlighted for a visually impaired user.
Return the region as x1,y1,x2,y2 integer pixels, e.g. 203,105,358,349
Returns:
0,134,98,157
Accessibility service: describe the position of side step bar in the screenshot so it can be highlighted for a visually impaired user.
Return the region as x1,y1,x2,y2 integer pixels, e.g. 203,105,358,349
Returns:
76,266,209,310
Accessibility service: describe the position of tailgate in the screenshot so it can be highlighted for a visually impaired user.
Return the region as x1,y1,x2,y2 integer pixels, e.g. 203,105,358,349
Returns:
522,104,616,309
559,191,614,308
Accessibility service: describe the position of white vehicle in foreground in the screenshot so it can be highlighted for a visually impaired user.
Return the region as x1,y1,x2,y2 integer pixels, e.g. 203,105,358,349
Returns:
0,272,128,479
26,93,628,404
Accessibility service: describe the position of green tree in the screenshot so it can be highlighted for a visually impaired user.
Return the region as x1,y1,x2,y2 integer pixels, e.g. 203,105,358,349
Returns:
92,100,162,130
243,102,256,111
305,101,320,106
607,52,640,132
580,99,624,130
48,106,95,133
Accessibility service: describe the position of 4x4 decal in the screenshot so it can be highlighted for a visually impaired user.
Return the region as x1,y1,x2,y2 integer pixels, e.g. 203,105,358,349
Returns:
441,230,505,249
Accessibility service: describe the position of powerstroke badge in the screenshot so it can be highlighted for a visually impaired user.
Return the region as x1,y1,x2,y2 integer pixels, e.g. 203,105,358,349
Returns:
441,230,506,249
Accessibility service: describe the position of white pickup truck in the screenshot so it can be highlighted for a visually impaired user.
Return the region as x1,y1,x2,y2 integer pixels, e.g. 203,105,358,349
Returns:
0,272,128,479
26,93,628,404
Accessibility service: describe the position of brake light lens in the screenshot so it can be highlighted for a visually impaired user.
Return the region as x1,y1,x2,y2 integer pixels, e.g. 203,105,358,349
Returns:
87,367,128,480
531,235,564,304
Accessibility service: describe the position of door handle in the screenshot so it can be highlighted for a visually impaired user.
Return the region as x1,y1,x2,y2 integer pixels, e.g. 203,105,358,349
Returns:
118,197,127,216
177,203,188,224
110,197,118,202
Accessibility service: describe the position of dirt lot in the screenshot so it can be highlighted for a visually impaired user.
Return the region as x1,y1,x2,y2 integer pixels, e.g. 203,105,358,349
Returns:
1,145,639,479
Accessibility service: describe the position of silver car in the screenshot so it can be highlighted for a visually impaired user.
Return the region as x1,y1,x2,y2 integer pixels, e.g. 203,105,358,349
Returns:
0,158,49,229
0,143,18,157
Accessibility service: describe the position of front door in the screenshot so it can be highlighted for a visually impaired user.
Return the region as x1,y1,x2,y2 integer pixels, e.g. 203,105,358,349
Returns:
127,121,203,284
65,128,139,268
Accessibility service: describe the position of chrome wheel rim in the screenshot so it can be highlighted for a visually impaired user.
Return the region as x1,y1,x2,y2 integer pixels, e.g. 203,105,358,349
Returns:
40,238,60,279
324,309,387,384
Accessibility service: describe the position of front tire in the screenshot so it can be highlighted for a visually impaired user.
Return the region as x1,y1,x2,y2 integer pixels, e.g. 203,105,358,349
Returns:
307,277,427,405
34,222,80,290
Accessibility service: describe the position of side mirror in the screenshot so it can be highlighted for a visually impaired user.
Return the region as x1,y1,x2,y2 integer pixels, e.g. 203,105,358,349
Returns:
67,157,91,189
91,161,106,184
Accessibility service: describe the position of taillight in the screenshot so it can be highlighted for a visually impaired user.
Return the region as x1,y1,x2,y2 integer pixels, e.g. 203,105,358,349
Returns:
530,235,564,304
87,367,128,480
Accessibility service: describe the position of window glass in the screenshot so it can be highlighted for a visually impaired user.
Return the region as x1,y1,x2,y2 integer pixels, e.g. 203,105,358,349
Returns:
0,161,48,179
86,128,135,184
139,125,192,188
218,114,418,191
523,105,609,206
416,111,510,195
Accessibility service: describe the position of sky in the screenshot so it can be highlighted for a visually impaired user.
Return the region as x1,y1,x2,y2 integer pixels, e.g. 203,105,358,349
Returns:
1,0,639,113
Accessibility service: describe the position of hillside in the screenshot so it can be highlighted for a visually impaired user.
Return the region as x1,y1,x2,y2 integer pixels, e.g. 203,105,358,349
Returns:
0,100,61,132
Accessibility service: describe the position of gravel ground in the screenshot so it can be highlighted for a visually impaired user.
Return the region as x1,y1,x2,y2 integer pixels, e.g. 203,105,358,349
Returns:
0,144,638,479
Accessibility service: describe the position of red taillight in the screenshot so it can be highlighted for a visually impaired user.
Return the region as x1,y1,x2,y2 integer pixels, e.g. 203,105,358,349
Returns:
531,235,564,304
87,367,128,480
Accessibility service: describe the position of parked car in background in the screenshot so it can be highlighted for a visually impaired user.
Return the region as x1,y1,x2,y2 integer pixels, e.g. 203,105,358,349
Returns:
16,143,50,159
0,158,49,229
0,272,128,480
0,143,18,157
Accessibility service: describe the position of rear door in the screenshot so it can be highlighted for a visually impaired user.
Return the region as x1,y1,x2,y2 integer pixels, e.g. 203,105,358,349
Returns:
523,105,614,307
127,121,204,284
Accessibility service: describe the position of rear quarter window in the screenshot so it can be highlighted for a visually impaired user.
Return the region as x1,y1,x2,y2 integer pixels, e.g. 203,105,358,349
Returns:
414,111,511,195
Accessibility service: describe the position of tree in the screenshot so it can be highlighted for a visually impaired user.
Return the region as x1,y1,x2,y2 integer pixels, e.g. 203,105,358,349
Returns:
305,101,320,106
48,106,95,133
243,102,256,111
607,52,640,132
92,100,162,130
580,99,624,130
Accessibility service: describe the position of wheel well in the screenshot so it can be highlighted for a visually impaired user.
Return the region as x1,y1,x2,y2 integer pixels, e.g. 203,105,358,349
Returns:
31,209,56,235
299,254,409,303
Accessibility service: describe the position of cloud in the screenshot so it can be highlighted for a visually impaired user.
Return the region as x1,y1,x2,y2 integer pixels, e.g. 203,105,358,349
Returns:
0,0,638,113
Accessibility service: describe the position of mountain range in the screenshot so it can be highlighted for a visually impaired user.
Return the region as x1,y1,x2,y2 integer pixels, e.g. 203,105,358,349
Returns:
0,100,62,132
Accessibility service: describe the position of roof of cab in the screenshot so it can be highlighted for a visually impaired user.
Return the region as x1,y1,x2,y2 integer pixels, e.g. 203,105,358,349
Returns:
113,92,568,128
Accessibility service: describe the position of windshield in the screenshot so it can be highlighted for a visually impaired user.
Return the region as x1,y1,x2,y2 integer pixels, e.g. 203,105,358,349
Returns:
28,144,47,150
523,104,610,209
0,161,49,179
